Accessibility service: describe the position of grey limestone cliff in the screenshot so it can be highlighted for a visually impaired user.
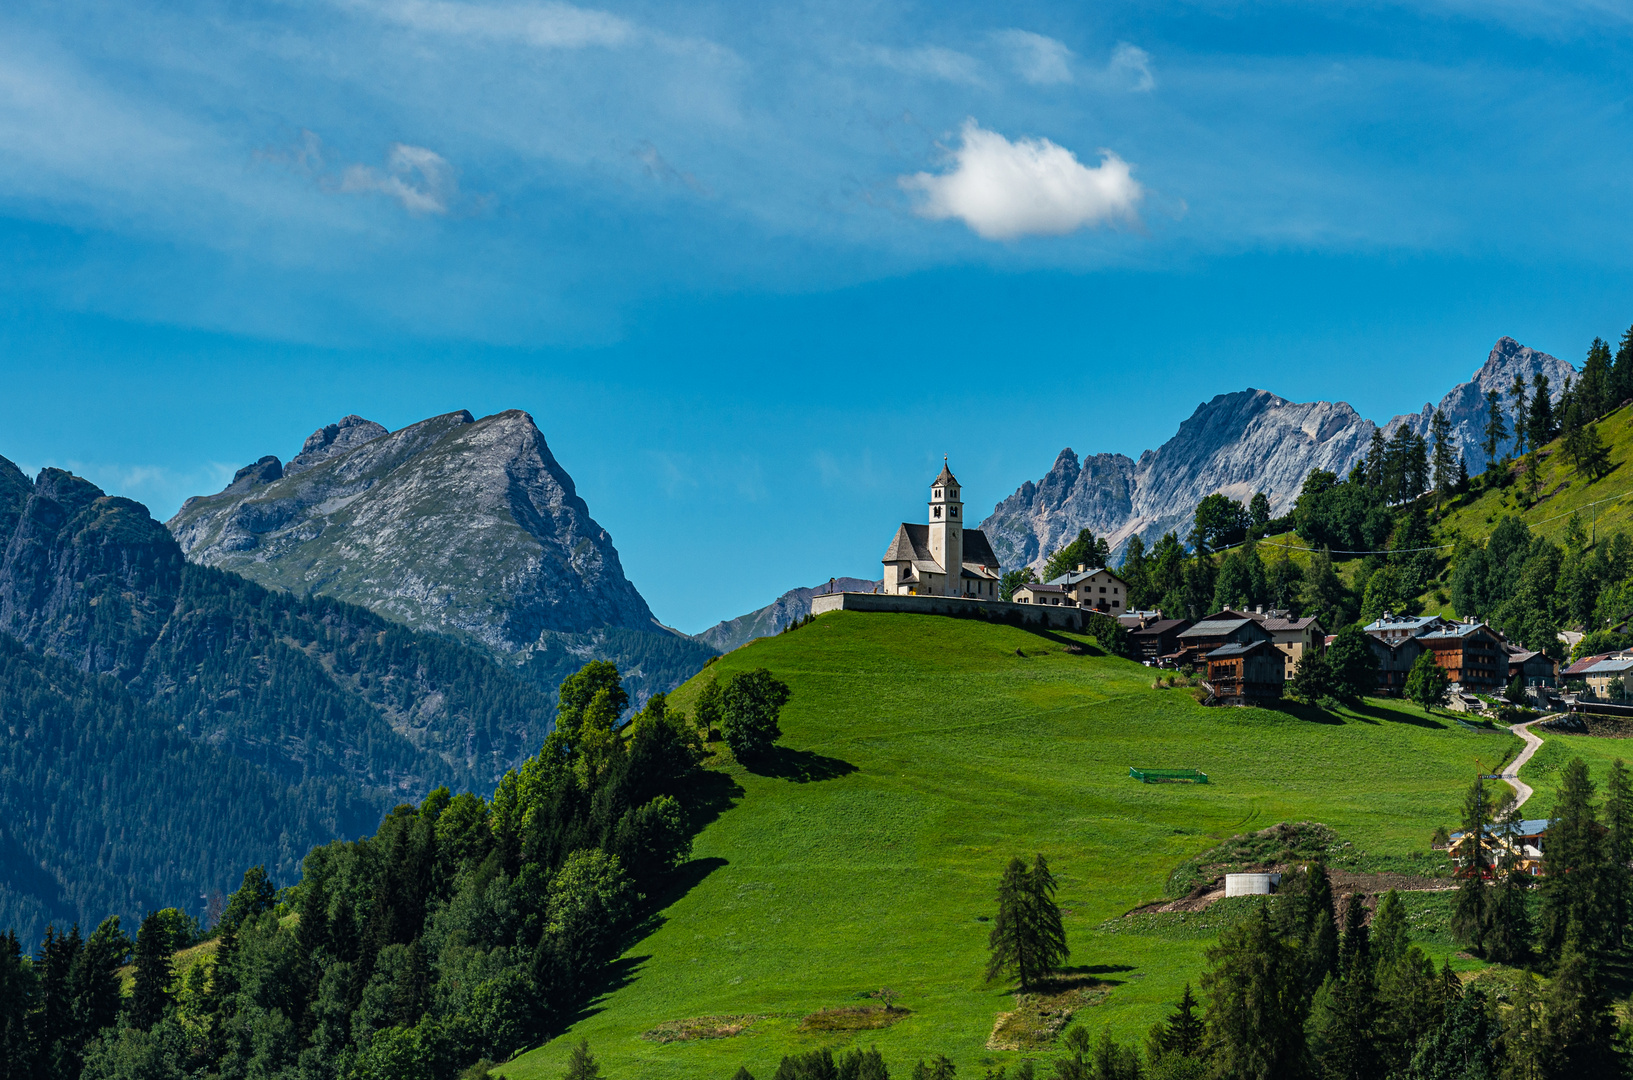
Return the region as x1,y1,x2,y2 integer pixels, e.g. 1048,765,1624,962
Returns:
169,409,715,699
981,337,1573,569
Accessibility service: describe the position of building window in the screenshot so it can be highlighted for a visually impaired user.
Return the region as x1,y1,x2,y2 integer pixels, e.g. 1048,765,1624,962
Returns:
933,507,942,518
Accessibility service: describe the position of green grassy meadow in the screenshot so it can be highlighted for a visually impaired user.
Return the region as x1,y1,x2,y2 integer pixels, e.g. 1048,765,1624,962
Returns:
503,611,1520,1080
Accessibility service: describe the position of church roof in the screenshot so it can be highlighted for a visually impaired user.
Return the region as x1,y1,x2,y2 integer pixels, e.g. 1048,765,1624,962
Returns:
881,522,1002,570
961,528,1001,569
933,462,959,489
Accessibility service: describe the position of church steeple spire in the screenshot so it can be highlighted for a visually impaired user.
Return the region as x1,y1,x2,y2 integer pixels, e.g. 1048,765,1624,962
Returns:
928,458,963,583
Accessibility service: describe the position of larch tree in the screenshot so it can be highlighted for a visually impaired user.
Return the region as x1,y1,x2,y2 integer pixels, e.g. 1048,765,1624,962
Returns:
1509,373,1529,457
1482,389,1509,470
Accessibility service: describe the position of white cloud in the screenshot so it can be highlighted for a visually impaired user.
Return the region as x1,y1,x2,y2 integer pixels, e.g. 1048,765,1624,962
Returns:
866,44,985,84
993,30,1074,85
901,120,1143,240
341,0,632,49
1107,42,1155,91
340,143,457,214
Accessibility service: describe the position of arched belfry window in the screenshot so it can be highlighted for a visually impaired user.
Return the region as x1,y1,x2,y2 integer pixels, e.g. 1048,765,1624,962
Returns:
933,506,942,518
934,488,942,498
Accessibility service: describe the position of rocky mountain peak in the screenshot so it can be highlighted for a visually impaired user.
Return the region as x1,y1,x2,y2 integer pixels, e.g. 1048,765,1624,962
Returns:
286,414,391,476
164,409,714,704
980,337,1574,571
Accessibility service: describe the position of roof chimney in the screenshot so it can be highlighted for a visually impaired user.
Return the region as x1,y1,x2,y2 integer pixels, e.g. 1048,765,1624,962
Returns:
1076,563,1085,573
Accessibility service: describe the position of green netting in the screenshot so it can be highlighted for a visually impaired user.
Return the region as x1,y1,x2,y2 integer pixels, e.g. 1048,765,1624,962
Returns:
1129,767,1209,784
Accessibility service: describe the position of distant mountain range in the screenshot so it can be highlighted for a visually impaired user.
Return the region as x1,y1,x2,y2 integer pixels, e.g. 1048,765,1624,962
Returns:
695,577,882,653
980,337,1576,569
169,409,717,703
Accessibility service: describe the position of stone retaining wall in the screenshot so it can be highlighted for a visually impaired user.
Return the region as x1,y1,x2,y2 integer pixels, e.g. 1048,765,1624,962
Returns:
808,591,1088,630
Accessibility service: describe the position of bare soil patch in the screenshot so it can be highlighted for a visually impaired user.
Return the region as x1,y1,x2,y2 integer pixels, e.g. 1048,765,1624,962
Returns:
640,1015,764,1043
1125,868,1453,917
798,1005,911,1032
986,977,1113,1050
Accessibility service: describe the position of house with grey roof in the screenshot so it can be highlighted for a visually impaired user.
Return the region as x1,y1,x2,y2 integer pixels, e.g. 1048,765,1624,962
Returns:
880,462,1002,599
1583,655,1633,700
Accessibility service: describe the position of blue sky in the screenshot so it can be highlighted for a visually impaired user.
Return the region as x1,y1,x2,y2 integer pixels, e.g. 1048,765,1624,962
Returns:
2,0,1632,632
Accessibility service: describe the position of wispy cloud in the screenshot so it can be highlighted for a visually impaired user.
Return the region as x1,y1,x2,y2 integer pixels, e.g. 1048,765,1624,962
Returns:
1106,43,1154,91
340,143,458,215
338,0,633,49
864,44,985,85
902,120,1143,240
993,30,1074,85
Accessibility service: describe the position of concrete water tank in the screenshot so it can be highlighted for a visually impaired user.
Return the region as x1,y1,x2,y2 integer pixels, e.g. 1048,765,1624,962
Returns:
1224,872,1282,897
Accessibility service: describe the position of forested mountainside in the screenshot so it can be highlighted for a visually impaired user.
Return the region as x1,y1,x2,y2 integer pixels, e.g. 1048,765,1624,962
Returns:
0,457,554,946
694,576,881,653
167,410,716,704
981,336,1575,568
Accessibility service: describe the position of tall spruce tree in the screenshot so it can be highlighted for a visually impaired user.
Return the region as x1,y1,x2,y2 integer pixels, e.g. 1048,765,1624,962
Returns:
128,911,175,1030
1603,758,1633,945
1540,757,1608,956
1614,324,1633,404
1540,934,1620,1075
1529,373,1555,448
1451,777,1492,952
1510,374,1529,457
1201,904,1308,1080
0,931,31,1080
1430,408,1457,506
1405,985,1497,1080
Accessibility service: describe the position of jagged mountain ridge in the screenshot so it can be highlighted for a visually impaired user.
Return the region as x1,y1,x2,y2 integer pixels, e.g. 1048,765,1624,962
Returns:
695,576,882,653
980,337,1573,567
169,409,717,701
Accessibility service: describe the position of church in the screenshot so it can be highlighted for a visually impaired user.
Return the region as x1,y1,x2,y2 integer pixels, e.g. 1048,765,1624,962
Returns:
881,462,1003,598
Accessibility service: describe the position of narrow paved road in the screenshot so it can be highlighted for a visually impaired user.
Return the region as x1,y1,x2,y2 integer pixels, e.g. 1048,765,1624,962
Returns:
1501,719,1546,810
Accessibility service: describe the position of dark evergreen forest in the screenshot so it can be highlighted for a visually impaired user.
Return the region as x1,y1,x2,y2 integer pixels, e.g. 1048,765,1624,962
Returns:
0,660,726,1080
0,459,556,947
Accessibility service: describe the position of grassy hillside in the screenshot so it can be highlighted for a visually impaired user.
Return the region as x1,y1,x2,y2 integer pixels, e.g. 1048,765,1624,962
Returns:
1435,402,1633,549
503,610,1517,1080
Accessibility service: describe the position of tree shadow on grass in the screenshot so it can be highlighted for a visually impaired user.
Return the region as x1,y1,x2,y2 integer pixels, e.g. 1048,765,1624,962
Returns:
1257,699,1347,726
1350,700,1449,729
631,856,730,940
551,953,651,1033
684,767,744,836
745,744,859,782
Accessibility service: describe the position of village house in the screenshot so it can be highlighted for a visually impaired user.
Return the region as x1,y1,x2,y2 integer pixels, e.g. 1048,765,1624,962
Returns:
1581,655,1633,700
1128,618,1193,664
1450,820,1548,877
1418,622,1509,692
1364,613,1455,645
1172,611,1276,669
1257,614,1326,681
1011,582,1070,606
1205,640,1286,704
1505,645,1558,688
1045,566,1130,612
1364,634,1424,696
881,462,1003,599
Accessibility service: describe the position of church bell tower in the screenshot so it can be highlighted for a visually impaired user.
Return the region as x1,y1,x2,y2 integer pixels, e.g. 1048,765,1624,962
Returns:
927,459,964,595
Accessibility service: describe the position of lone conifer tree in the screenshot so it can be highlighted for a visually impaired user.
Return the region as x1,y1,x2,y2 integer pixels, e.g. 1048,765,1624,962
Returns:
985,854,1069,989
128,910,175,1030
562,1039,603,1080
